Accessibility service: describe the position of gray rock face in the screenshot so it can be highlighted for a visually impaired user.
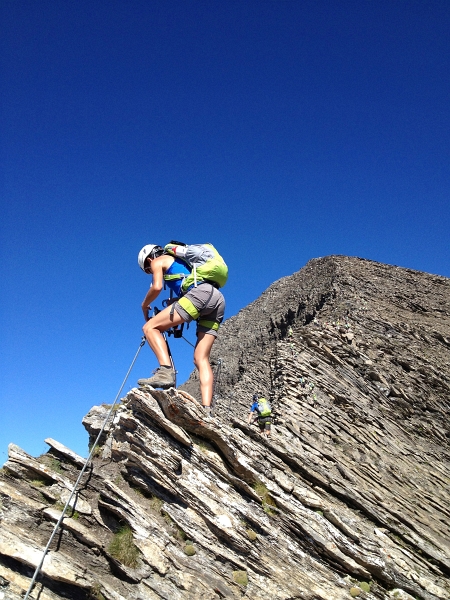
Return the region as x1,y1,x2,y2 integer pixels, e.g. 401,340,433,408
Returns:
0,256,449,600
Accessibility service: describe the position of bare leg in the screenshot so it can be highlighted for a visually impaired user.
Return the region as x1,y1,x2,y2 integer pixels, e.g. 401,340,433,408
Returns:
193,332,216,406
143,306,186,365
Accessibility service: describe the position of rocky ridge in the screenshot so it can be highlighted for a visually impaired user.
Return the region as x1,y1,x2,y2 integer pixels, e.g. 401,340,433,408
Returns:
0,256,449,600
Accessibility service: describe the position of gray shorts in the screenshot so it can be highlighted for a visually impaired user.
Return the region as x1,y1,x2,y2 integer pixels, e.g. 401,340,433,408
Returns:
174,283,225,337
258,416,272,431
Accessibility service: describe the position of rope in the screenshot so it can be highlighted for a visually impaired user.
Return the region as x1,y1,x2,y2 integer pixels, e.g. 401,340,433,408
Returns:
163,329,177,388
213,359,222,396
211,358,222,416
227,391,234,416
181,335,196,348
153,306,177,387
24,336,146,600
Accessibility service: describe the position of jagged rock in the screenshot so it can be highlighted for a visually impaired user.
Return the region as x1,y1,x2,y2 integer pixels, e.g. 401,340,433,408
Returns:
44,438,86,468
59,489,92,515
1,256,449,600
387,590,417,599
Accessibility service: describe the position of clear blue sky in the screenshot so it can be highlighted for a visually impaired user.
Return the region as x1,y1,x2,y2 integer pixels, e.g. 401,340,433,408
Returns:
1,0,449,461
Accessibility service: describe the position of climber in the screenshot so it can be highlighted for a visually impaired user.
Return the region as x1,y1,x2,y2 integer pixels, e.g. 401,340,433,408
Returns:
137,244,226,416
248,394,272,437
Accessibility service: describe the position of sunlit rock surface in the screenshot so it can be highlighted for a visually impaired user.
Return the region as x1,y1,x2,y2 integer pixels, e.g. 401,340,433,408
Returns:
1,256,449,599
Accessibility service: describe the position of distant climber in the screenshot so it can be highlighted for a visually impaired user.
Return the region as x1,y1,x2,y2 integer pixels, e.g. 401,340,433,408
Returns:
136,243,226,416
248,394,272,437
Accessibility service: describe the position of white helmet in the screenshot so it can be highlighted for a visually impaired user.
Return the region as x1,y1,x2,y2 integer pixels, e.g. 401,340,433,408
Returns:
137,244,163,271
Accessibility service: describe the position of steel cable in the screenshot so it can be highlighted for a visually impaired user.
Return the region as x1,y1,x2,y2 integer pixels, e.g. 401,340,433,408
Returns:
24,336,146,600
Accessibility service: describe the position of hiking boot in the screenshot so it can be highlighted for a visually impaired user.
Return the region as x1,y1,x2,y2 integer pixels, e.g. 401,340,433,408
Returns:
138,367,175,390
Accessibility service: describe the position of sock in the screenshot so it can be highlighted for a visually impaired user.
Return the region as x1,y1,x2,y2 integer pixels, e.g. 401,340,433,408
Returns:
161,365,172,369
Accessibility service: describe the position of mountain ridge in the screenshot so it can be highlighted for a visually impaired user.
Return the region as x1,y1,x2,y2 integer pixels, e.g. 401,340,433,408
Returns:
1,255,449,600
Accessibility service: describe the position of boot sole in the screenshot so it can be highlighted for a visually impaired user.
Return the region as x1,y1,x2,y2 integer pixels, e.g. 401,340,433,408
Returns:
138,382,175,390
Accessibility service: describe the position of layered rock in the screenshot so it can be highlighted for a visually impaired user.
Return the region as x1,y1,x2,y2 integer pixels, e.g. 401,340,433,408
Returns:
0,256,449,600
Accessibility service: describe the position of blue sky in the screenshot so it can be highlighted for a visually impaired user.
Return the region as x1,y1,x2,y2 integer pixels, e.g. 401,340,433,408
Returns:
1,0,449,460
